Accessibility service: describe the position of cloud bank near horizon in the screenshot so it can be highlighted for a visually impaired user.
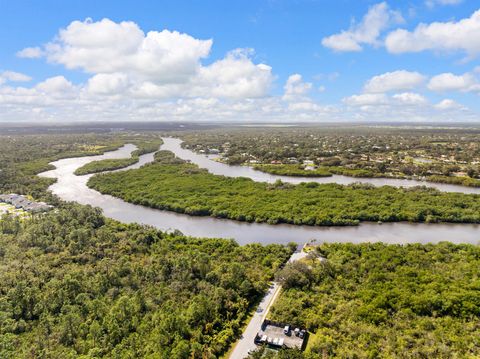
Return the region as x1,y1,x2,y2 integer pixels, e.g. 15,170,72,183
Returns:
2,8,480,123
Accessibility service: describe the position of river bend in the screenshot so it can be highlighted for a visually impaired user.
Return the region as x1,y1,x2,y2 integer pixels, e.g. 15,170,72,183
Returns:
38,140,480,246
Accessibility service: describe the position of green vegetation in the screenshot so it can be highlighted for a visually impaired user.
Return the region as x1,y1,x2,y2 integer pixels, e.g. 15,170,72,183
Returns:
269,242,480,358
253,164,377,178
0,203,28,218
0,204,292,358
130,139,163,157
253,164,332,177
0,133,163,197
0,132,296,358
327,166,376,178
74,139,162,175
0,134,125,199
88,151,480,226
428,175,480,187
179,127,480,186
74,157,139,175
3,129,480,358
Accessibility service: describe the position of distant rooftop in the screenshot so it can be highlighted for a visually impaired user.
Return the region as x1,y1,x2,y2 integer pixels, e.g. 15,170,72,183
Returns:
0,193,53,213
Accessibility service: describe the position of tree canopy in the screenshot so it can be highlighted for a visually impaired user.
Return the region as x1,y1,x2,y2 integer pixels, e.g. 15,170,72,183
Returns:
88,150,480,226
269,242,480,358
0,204,292,358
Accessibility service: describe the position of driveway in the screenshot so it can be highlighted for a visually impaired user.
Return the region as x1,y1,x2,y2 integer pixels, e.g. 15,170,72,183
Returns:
229,282,280,359
229,247,309,359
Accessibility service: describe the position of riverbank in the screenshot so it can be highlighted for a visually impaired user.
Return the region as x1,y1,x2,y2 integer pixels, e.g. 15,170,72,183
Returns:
88,150,480,227
252,164,480,188
74,139,163,175
0,202,292,358
164,138,480,195
38,140,480,246
177,127,480,192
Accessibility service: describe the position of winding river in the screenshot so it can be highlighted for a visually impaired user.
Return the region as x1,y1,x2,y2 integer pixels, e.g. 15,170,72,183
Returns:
162,138,480,194
38,139,480,246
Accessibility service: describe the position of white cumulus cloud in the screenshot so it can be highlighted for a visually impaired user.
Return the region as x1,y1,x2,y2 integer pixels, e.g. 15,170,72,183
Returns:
39,18,212,83
16,47,44,58
86,73,130,95
427,72,480,92
322,2,403,52
343,93,389,106
434,99,464,110
342,91,472,122
194,49,273,99
282,74,312,101
36,76,75,93
392,92,427,105
3,17,479,123
18,19,274,100
0,71,32,85
386,9,480,58
364,70,425,93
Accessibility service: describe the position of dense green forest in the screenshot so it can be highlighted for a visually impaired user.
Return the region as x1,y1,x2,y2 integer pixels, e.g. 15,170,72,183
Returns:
0,133,295,358
253,164,378,178
74,157,138,175
268,242,480,358
89,151,480,226
74,139,163,175
0,204,292,358
254,164,332,177
130,139,164,157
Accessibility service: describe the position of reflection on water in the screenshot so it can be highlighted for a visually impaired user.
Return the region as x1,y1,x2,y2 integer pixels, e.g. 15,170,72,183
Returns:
38,141,480,246
161,137,480,194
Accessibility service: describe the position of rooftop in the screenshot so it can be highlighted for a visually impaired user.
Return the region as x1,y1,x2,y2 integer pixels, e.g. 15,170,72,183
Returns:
0,194,53,213
255,320,306,350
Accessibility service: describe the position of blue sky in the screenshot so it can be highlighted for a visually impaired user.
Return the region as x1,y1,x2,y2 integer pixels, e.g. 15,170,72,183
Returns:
1,0,480,122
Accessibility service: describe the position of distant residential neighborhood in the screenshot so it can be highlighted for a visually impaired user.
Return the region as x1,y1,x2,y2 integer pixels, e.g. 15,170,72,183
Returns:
0,194,53,213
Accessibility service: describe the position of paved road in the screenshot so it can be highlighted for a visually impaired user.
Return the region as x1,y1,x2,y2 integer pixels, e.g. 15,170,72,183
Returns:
229,282,280,359
229,249,309,359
